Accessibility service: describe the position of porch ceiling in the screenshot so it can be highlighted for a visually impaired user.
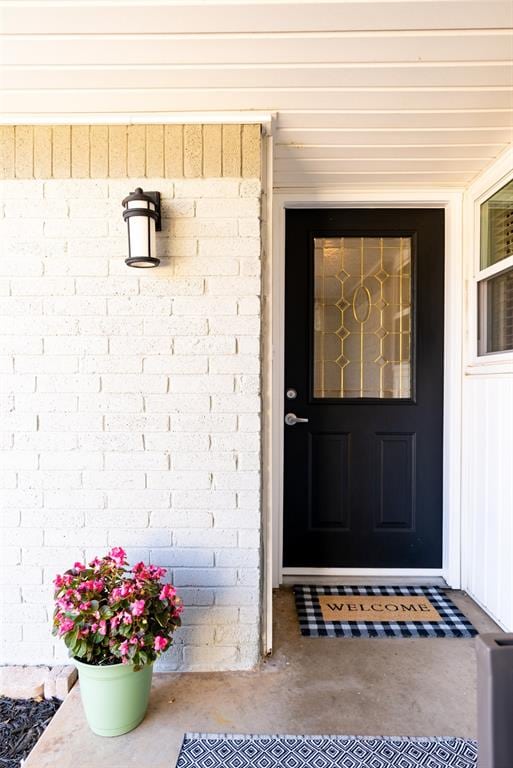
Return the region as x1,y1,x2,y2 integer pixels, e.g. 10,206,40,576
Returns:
0,0,512,188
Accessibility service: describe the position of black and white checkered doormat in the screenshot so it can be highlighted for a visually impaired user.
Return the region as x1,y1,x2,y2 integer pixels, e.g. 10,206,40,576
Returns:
294,585,478,638
176,734,477,767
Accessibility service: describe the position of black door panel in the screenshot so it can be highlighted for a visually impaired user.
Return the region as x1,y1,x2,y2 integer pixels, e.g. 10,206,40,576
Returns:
283,209,444,568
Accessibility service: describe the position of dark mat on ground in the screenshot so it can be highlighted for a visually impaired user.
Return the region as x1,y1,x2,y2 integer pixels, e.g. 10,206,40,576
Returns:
0,696,61,768
177,733,477,767
294,585,478,638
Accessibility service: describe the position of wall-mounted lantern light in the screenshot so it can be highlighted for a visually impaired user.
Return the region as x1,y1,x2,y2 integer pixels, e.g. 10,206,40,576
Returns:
122,187,162,268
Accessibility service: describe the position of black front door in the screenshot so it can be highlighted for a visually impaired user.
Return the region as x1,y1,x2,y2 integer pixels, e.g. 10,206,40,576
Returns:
283,208,444,568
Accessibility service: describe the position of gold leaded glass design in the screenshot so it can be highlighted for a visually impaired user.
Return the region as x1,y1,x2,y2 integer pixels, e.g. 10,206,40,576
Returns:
313,237,412,398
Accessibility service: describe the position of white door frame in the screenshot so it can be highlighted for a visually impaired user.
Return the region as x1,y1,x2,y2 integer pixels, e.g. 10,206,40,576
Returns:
266,189,464,590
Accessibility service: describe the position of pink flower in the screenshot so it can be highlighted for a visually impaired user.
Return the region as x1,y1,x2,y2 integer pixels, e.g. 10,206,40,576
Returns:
131,599,145,617
57,597,73,611
73,561,86,572
159,584,176,601
110,587,122,603
149,565,167,580
110,615,121,631
58,618,75,635
53,572,73,590
119,640,129,656
134,562,166,581
109,547,127,566
173,603,184,618
122,611,132,625
154,636,169,652
98,620,107,636
110,583,133,604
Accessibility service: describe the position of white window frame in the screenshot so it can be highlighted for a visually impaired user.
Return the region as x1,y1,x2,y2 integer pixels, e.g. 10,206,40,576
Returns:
464,148,513,375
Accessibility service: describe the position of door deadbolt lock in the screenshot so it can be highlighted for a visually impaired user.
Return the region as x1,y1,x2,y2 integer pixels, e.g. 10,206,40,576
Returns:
286,388,297,400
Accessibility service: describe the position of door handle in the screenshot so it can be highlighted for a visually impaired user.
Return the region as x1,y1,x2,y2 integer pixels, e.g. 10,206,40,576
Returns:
285,412,309,426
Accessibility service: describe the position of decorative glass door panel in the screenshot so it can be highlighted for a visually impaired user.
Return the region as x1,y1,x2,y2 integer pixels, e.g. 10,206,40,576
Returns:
313,236,412,399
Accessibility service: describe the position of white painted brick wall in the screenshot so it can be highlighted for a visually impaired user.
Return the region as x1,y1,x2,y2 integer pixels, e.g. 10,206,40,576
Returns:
0,177,262,672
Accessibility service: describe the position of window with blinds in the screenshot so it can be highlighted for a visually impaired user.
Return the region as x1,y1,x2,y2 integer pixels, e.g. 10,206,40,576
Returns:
479,268,513,354
478,177,513,356
480,178,513,269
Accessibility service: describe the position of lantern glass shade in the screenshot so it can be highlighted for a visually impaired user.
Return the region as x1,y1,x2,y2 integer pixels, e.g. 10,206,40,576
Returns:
122,188,161,268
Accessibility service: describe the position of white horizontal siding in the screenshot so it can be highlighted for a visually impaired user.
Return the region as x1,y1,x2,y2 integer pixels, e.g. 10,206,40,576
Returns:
2,63,512,91
274,158,489,172
277,113,513,130
0,0,512,188
275,145,505,160
2,1,512,34
462,375,513,631
2,32,512,67
3,91,512,115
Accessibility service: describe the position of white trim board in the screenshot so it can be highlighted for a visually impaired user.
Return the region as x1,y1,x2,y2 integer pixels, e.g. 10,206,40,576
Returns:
0,111,275,133
261,132,274,657
281,570,447,588
268,189,464,590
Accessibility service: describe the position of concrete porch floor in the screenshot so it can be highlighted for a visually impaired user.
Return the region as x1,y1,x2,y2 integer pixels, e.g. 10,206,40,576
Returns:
25,588,499,768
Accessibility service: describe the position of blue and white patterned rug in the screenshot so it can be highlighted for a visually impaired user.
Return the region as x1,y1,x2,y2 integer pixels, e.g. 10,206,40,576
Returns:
176,734,477,767
294,585,478,638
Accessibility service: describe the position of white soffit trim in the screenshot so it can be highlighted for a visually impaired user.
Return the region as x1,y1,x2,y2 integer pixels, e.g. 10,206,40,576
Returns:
0,111,276,133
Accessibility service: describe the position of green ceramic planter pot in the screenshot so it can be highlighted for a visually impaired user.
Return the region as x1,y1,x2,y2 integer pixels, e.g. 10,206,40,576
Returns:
74,658,153,737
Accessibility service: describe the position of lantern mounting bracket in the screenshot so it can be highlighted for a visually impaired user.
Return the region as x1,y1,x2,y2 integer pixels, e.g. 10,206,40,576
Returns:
144,191,162,231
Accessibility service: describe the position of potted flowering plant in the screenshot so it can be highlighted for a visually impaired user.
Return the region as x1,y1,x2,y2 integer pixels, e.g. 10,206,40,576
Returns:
52,547,182,737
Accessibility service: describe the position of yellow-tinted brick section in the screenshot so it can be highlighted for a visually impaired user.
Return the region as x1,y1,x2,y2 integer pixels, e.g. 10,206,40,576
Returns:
15,126,33,178
127,125,146,177
242,125,261,178
1,124,261,179
146,125,164,177
184,125,203,178
71,126,90,178
33,127,52,178
90,126,109,178
108,126,127,177
0,127,14,178
203,124,222,177
164,125,183,177
52,126,71,178
0,126,15,179
222,125,241,177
